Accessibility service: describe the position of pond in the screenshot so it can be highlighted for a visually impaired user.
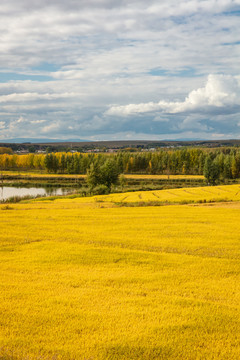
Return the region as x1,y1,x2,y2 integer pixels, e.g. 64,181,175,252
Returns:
0,186,74,201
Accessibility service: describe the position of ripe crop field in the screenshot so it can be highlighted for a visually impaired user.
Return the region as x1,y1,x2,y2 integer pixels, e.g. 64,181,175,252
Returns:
0,170,86,178
65,183,240,206
124,174,204,180
1,186,240,359
1,170,203,180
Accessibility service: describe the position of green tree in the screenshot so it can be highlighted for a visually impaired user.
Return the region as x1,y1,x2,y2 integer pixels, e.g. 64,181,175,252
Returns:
87,159,120,190
119,174,126,191
44,153,52,172
101,160,120,189
60,154,66,173
203,156,220,185
67,156,74,174
223,155,232,179
52,154,59,173
86,162,102,189
44,153,59,173
231,156,238,179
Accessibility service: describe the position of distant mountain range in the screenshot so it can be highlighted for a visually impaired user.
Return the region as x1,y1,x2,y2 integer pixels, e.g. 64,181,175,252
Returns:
0,138,88,144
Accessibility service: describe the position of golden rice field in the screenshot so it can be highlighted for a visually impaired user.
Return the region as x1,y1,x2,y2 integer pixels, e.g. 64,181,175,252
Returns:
124,174,205,180
66,183,240,206
1,170,204,180
0,170,85,178
1,185,240,359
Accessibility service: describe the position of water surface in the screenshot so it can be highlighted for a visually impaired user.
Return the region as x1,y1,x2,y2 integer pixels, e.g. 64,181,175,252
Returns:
0,186,73,201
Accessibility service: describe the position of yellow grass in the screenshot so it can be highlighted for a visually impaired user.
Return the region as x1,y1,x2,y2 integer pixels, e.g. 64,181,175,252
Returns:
0,170,86,178
60,183,240,205
1,186,240,359
124,174,204,179
1,170,204,180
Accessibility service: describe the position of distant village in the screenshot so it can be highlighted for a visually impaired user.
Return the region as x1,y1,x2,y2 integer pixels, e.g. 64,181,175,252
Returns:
1,139,240,155
15,147,160,154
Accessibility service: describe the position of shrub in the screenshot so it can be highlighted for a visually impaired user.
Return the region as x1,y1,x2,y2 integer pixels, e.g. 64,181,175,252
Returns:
92,184,110,195
87,159,120,190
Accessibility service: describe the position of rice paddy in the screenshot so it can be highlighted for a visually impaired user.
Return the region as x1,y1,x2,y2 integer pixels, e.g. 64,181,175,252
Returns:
62,183,240,206
1,170,203,180
0,185,240,359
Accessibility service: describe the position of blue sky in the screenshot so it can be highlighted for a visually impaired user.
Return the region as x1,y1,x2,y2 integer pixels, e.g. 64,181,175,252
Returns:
0,0,240,141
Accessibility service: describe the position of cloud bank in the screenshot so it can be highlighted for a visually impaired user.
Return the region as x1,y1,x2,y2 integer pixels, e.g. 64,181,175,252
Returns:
0,0,239,140
106,74,240,116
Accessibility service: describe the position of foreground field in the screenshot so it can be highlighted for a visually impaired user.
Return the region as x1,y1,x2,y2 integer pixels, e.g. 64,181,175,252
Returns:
1,186,240,359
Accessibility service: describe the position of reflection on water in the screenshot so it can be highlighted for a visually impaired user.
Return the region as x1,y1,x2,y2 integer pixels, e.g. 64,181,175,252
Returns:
0,186,73,201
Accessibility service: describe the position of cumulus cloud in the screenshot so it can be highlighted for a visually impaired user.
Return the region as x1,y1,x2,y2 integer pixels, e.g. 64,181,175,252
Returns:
106,74,240,116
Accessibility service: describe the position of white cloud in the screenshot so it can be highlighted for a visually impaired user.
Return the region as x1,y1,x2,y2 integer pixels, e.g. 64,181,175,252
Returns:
0,1,239,139
41,122,61,134
30,120,47,124
153,115,169,122
16,116,27,123
106,74,240,116
0,92,79,103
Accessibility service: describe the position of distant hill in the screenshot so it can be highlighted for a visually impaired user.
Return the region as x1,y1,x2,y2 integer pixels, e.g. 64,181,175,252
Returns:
1,138,240,150
0,138,88,144
31,139,240,148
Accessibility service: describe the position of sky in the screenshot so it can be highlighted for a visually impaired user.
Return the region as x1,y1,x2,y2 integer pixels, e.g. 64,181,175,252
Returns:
0,0,240,141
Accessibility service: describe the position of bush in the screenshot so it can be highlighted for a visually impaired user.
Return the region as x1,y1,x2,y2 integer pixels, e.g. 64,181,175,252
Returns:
92,184,110,195
87,159,120,190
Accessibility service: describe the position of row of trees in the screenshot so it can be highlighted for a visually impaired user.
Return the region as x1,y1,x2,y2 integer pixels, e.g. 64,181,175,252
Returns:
1,148,240,183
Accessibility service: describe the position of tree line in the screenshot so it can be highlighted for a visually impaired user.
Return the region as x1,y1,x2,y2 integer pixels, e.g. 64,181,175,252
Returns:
0,148,240,183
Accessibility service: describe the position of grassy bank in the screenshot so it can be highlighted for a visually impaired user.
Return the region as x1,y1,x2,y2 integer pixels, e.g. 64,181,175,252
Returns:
0,170,204,179
0,171,208,193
